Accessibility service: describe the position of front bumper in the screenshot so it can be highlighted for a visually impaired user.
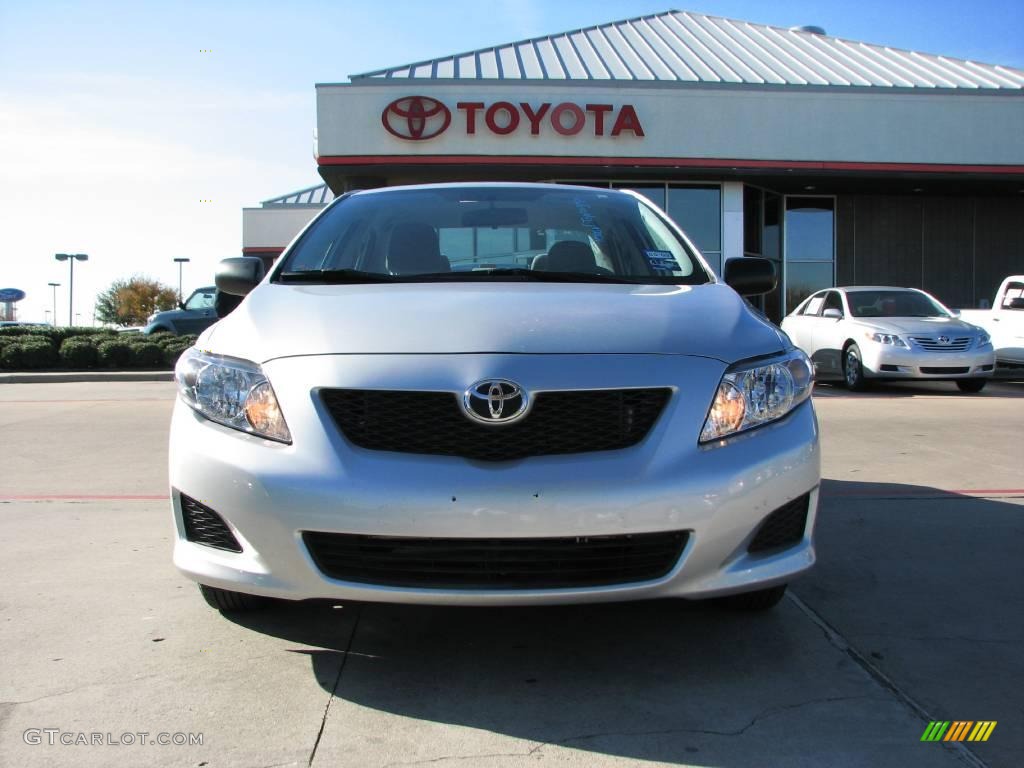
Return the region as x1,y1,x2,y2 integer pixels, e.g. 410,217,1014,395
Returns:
860,343,995,379
169,353,820,605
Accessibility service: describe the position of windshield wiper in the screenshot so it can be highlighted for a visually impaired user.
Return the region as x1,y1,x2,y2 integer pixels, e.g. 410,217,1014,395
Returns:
277,269,398,284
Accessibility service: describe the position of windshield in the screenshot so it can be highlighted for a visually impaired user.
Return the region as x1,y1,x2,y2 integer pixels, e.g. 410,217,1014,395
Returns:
184,288,215,311
1001,282,1023,309
847,290,950,318
274,186,710,285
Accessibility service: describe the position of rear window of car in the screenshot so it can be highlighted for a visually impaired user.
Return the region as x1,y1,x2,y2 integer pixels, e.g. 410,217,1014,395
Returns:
275,186,711,285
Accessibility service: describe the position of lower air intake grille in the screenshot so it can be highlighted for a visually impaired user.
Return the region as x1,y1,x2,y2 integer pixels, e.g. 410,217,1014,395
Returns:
920,367,970,375
303,530,688,589
180,493,242,552
747,494,810,554
321,388,671,461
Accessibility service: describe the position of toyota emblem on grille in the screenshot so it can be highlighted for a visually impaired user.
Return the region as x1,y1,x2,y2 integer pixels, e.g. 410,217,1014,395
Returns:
938,336,951,344
463,380,529,424
381,96,451,141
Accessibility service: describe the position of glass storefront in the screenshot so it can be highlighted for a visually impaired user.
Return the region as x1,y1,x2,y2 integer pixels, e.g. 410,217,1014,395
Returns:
743,186,784,321
784,197,835,313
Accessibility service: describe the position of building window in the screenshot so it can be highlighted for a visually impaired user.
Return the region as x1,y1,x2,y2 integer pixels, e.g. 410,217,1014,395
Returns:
744,186,784,321
612,183,722,275
785,197,835,314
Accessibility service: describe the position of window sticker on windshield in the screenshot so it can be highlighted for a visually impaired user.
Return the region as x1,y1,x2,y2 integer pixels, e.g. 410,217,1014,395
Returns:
644,250,679,275
572,197,604,243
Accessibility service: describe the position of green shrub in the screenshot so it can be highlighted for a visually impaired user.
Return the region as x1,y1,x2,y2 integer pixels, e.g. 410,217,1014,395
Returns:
132,342,165,367
163,341,193,367
96,339,133,368
0,343,24,369
10,338,58,369
59,338,99,368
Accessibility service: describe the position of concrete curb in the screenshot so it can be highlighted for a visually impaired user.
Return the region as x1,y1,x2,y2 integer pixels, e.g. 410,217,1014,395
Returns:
0,371,173,384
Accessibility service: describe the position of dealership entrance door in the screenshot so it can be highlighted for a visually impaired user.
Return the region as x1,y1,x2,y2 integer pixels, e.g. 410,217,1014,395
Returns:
744,186,835,322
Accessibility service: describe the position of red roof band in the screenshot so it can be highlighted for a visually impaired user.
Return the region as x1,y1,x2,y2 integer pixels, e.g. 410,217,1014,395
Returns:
317,155,1024,174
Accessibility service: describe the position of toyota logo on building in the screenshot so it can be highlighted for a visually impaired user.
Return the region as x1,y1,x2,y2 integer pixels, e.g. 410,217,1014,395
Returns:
463,380,529,424
381,96,451,141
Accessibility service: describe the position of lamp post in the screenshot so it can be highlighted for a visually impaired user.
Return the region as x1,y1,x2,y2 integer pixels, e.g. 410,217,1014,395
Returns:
55,254,88,327
173,258,190,303
48,282,60,326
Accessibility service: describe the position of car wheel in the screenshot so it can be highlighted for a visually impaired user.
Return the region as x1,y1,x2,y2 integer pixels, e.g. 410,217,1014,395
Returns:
198,584,267,613
955,379,987,393
719,585,788,611
843,343,867,391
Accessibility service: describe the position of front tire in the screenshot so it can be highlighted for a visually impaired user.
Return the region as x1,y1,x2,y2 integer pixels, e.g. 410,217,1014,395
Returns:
719,584,788,611
198,584,267,613
843,343,868,391
956,379,987,393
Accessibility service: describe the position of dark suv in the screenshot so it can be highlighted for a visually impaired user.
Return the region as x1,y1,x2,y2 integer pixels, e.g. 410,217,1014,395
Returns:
144,286,217,335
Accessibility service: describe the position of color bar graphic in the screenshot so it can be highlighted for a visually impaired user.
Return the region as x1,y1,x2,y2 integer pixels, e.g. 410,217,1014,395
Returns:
921,721,996,742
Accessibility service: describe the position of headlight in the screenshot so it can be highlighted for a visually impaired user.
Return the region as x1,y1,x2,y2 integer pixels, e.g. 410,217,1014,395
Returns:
174,348,291,443
978,332,991,346
700,350,814,443
867,332,907,347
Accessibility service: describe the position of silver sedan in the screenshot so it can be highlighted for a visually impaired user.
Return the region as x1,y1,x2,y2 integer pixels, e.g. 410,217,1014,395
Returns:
170,183,820,614
782,286,995,392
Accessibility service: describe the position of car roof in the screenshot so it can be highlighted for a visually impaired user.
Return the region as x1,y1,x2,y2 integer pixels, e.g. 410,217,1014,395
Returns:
834,286,927,292
348,181,617,197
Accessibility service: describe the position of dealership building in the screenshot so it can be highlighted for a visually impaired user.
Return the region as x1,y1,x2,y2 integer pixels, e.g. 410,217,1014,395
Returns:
242,9,1024,320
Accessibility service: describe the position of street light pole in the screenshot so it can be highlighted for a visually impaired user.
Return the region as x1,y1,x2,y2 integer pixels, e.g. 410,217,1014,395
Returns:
173,258,190,303
55,254,88,327
48,282,60,326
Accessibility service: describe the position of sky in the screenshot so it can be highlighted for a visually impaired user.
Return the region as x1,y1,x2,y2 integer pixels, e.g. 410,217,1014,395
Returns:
1,0,1022,324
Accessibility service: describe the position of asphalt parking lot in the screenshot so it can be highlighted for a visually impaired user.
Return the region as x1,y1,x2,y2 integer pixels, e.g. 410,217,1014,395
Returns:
1,380,1021,768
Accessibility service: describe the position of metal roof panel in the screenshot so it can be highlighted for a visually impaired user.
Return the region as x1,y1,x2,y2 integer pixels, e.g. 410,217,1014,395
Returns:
349,9,1024,90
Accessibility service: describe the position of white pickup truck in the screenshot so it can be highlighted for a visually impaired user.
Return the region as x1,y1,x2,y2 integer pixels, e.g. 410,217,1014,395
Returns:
959,276,1024,367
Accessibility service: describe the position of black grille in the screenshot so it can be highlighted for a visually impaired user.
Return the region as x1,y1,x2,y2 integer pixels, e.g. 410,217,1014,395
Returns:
303,530,688,589
321,388,670,461
747,494,810,553
920,367,970,375
180,493,242,552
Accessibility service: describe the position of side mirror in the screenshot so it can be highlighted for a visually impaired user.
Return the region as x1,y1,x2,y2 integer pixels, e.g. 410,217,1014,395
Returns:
216,257,265,296
723,257,777,296
822,308,843,319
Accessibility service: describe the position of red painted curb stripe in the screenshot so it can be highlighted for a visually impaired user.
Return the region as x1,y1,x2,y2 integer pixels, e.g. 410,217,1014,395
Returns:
5,490,1022,503
822,489,1024,498
0,494,168,501
317,155,1024,174
0,403,172,409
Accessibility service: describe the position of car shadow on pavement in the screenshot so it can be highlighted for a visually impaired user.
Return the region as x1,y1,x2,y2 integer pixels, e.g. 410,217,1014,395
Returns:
228,598,843,765
804,479,1023,767
217,479,1022,766
813,378,1024,398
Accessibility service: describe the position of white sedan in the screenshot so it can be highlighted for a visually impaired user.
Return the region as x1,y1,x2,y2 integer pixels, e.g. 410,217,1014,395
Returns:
781,286,995,392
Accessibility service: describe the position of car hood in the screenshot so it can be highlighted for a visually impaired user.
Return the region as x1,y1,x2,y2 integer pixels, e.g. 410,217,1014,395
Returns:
856,317,983,336
200,281,786,364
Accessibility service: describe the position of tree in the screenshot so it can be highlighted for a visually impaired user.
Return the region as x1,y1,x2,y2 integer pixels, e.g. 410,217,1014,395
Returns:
95,276,179,327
